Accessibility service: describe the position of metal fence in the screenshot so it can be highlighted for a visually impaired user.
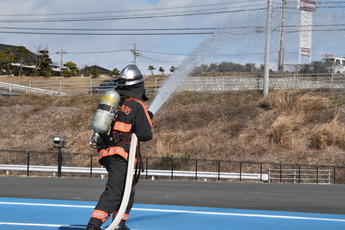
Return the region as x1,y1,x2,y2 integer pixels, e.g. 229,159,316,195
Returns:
0,77,168,96
26,77,168,95
1,149,344,184
269,168,332,184
1,73,345,96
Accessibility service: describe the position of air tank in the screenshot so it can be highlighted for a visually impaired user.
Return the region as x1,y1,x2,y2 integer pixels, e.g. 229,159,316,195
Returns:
91,90,121,134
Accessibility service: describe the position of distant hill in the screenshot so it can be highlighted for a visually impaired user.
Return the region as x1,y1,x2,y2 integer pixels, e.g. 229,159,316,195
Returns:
0,89,345,169
80,65,111,76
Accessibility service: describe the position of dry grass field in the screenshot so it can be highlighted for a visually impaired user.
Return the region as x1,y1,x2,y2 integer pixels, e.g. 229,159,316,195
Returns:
1,75,345,168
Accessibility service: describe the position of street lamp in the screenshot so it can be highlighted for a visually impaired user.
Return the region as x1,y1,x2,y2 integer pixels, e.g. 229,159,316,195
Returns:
53,136,65,177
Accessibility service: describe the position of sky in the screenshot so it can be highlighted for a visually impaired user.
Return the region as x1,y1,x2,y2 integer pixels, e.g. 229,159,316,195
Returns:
0,0,344,75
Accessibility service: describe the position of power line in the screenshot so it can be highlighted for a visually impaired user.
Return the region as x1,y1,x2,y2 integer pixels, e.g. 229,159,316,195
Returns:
1,23,344,32
0,30,215,36
0,1,266,17
0,24,344,36
0,7,266,23
0,26,219,32
2,23,344,32
138,50,187,56
140,54,163,63
0,1,342,25
65,49,131,54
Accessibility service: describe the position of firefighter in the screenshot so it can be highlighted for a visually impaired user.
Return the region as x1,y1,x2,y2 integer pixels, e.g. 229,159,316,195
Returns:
86,64,153,230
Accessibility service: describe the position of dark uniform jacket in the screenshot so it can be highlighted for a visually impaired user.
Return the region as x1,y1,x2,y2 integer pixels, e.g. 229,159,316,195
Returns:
97,82,153,161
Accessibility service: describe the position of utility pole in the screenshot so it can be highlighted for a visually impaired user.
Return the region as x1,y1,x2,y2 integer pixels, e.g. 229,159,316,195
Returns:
263,0,272,96
131,44,140,65
56,47,67,70
278,0,287,74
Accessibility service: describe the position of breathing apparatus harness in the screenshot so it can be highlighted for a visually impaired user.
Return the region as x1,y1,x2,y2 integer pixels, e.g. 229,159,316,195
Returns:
89,94,143,184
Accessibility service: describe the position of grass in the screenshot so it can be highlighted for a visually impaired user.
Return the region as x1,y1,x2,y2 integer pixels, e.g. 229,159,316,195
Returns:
1,81,345,168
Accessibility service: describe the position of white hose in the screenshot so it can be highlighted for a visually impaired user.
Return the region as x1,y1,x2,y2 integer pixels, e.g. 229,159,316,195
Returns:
105,134,137,230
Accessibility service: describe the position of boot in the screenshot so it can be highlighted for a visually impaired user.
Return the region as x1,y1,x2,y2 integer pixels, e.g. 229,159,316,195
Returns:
115,220,130,230
86,216,103,230
85,227,101,230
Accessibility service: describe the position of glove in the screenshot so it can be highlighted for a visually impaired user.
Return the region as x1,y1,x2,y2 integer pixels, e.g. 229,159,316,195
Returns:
97,133,112,150
148,111,154,119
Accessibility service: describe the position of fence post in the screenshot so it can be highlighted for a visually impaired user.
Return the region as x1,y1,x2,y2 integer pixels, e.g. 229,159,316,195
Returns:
90,154,93,178
297,165,300,183
260,163,263,182
195,159,198,181
57,148,62,177
171,158,174,180
333,166,336,184
217,160,220,181
26,150,30,177
280,164,282,183
146,158,149,179
316,166,319,184
239,162,242,181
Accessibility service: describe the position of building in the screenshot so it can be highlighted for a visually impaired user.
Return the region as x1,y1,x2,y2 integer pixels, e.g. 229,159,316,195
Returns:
80,65,111,76
0,43,37,64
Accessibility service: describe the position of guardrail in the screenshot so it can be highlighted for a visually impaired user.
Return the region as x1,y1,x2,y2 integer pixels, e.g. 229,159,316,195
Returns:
1,149,344,184
0,164,268,181
0,82,66,95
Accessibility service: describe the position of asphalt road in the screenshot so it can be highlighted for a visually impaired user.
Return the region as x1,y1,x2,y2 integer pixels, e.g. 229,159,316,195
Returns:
1,177,344,215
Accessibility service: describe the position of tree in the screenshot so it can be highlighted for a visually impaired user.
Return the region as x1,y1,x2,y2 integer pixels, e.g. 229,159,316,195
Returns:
62,61,79,77
209,63,218,72
259,64,265,72
0,49,15,75
15,46,32,76
90,69,100,78
158,67,165,75
37,49,53,77
148,65,156,75
192,64,209,75
192,61,262,74
111,68,120,77
170,66,176,73
244,63,257,73
298,61,330,76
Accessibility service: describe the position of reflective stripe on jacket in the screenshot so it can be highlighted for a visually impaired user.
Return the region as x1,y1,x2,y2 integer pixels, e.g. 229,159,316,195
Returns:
97,96,153,161
98,146,128,161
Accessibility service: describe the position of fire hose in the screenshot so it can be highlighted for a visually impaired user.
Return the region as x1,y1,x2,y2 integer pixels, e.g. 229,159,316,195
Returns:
105,133,137,230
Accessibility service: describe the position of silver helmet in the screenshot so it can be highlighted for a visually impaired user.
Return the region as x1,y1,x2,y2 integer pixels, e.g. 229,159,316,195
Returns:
117,64,144,87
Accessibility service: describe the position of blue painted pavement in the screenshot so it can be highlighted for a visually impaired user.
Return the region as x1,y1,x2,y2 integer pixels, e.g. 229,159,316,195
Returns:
0,197,344,230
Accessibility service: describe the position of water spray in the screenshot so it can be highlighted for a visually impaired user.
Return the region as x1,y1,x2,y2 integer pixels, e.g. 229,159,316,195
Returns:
108,11,265,230
149,20,243,115
108,26,235,228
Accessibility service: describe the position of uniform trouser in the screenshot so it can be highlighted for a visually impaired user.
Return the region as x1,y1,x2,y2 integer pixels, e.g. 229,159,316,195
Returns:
87,154,135,228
